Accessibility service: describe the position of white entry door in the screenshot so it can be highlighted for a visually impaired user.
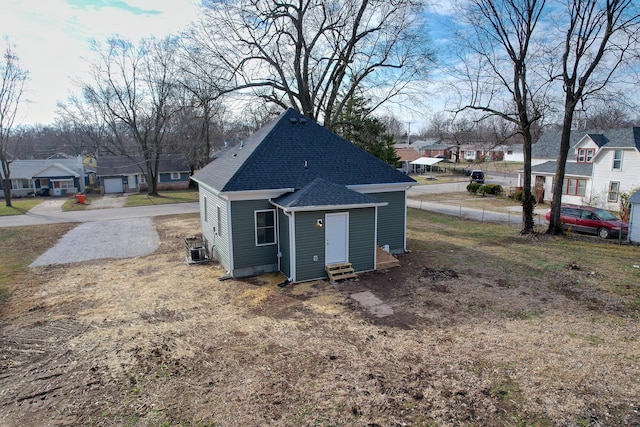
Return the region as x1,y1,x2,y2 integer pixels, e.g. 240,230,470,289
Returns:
325,213,348,264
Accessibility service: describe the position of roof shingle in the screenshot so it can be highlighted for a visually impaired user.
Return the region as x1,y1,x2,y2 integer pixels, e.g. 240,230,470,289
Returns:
272,177,385,209
192,109,415,192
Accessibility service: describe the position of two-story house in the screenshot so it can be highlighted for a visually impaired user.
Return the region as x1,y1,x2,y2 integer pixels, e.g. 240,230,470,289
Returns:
523,128,640,210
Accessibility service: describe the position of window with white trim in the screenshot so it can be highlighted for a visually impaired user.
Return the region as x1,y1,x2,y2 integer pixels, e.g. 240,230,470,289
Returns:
586,149,594,162
577,148,595,163
608,181,620,202
203,196,208,222
255,209,276,246
56,180,74,189
11,179,30,189
613,150,623,170
171,172,180,180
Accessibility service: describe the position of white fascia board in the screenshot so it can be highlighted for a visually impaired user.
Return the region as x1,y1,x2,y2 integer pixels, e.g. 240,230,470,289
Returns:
192,180,221,197
222,189,295,201
272,201,388,212
347,182,416,193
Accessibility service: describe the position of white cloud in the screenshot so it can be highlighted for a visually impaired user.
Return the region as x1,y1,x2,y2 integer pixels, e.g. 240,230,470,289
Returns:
1,0,200,125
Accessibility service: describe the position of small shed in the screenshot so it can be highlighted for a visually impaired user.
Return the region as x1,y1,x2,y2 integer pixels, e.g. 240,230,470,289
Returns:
628,189,640,244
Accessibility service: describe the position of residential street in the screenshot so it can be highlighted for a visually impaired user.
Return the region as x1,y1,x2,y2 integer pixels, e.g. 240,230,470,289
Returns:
0,200,200,228
1,178,539,229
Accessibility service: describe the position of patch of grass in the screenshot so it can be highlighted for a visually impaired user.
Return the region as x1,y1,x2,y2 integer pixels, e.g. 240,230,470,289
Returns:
568,332,602,347
410,175,465,185
411,190,550,215
125,189,198,207
61,193,101,211
0,198,42,216
0,223,76,301
491,378,524,404
514,309,539,320
407,209,640,311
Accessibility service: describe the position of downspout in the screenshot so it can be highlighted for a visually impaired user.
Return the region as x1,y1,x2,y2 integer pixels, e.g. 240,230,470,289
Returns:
275,207,282,271
225,198,233,277
403,187,410,253
374,206,379,268
283,209,295,283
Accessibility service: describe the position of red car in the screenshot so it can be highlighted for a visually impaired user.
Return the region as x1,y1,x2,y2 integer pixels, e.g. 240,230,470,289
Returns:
545,205,628,239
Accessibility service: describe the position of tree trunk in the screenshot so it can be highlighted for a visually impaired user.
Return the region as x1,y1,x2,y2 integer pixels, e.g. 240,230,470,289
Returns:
2,177,12,207
146,154,160,197
547,107,575,235
520,126,535,234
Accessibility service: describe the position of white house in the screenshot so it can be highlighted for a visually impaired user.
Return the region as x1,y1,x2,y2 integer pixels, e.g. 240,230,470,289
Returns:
520,128,640,211
502,144,524,162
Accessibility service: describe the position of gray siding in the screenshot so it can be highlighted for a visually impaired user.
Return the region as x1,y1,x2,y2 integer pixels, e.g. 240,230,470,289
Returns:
348,208,376,272
230,200,279,276
278,210,291,277
294,208,376,282
294,211,328,282
199,189,231,272
372,191,406,252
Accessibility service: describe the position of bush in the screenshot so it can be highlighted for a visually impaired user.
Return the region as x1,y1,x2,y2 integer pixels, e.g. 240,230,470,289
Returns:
514,189,524,201
468,183,502,196
467,183,481,193
483,184,503,195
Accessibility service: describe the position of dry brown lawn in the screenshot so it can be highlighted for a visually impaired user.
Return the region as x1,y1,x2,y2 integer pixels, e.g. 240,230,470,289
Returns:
1,211,639,426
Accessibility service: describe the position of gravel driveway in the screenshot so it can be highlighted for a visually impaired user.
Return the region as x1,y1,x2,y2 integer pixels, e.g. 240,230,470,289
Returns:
30,218,159,267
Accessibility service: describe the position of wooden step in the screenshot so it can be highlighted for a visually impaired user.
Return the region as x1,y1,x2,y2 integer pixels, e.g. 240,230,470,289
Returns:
376,246,400,270
325,262,357,283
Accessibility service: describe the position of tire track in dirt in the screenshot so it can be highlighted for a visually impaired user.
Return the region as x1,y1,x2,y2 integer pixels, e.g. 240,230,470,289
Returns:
0,318,98,425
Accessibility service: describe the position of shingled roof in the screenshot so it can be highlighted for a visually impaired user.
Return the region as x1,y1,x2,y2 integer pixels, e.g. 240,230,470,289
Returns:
272,177,387,210
533,127,640,158
192,109,416,192
531,161,592,177
97,155,190,176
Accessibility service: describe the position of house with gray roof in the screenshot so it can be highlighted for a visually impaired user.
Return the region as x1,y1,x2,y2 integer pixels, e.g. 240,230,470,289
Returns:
191,108,416,282
522,127,640,210
96,155,190,194
0,157,85,198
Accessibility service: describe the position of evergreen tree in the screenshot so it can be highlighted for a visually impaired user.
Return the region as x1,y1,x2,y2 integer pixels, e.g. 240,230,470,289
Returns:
335,96,400,167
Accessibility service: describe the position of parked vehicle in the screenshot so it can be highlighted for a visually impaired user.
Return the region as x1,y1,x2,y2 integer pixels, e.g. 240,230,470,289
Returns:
469,170,485,184
545,204,628,239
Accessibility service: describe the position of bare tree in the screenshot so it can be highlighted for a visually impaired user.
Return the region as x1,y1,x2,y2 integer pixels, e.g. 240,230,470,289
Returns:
0,41,28,207
57,94,113,156
454,0,549,234
547,0,640,235
584,104,633,130
174,35,230,167
73,36,183,196
191,0,433,129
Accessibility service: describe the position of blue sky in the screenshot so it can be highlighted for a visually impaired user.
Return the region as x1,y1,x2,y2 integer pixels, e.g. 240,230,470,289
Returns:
2,0,200,125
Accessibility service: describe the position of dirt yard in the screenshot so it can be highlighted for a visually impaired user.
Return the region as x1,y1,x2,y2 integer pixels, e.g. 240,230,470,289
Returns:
1,213,639,426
